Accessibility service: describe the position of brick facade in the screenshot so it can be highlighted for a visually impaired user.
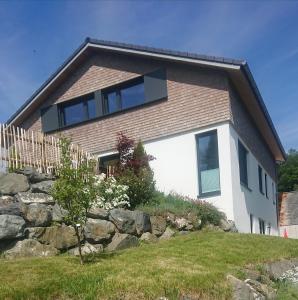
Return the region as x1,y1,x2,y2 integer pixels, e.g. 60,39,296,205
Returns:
21,51,231,154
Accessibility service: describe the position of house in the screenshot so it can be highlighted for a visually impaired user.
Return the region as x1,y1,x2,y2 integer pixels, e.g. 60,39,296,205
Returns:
279,191,298,238
7,38,286,235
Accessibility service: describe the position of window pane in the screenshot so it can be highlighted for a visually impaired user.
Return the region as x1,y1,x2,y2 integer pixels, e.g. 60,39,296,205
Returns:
238,141,248,186
106,92,119,113
258,166,263,193
121,82,145,109
63,102,85,126
87,98,96,119
197,131,220,195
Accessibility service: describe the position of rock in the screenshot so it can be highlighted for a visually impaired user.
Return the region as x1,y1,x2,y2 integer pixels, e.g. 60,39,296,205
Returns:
0,214,26,240
0,173,29,195
150,216,166,236
159,227,175,240
166,213,176,226
133,210,151,235
174,217,193,231
109,209,136,234
0,195,22,216
140,232,158,243
245,279,276,299
37,225,81,250
106,233,139,251
17,167,55,183
220,219,238,232
69,242,103,256
16,192,55,205
4,239,58,259
52,203,68,222
84,218,115,243
87,207,109,220
227,274,263,300
21,203,52,227
186,212,202,229
31,180,54,194
264,260,296,281
25,227,46,239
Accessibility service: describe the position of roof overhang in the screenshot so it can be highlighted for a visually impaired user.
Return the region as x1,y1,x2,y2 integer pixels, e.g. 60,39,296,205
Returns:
7,38,286,161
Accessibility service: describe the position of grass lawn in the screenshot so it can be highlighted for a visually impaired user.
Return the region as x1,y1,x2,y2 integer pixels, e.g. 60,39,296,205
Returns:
1,231,298,300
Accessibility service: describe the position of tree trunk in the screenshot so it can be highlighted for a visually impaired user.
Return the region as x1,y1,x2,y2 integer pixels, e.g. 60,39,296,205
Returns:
74,225,83,265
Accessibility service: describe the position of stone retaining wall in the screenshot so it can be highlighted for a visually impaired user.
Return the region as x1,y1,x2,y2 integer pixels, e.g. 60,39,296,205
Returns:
0,168,235,259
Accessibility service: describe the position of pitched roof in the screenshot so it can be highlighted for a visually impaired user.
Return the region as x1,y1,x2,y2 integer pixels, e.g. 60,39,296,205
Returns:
7,37,286,160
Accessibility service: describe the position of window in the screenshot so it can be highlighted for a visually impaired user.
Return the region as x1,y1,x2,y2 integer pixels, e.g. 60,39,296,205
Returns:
250,214,253,233
272,182,276,205
238,141,248,187
258,166,264,194
196,130,220,197
265,173,268,198
61,96,96,126
98,154,119,175
259,219,265,234
103,79,145,114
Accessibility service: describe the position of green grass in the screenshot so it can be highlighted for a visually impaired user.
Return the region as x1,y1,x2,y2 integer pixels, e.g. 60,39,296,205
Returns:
1,231,298,300
137,192,224,225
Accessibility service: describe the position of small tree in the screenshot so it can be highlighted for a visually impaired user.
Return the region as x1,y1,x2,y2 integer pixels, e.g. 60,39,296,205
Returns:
51,137,96,264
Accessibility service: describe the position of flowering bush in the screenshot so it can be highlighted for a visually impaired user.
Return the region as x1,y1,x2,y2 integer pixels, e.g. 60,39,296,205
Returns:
94,173,130,210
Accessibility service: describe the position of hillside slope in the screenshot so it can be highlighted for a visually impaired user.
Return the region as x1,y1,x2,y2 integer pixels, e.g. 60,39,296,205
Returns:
1,231,298,299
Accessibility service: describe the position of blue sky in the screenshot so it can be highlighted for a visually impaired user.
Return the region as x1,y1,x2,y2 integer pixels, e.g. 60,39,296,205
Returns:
0,0,297,151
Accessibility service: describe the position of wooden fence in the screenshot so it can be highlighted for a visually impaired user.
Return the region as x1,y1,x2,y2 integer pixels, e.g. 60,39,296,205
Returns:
0,123,94,174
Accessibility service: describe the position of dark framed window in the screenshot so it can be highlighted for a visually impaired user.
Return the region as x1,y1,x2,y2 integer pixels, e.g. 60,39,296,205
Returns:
250,214,253,233
272,182,276,205
103,79,145,114
98,154,119,175
196,130,220,197
265,173,268,198
259,219,265,235
258,166,264,194
60,95,96,127
238,140,249,187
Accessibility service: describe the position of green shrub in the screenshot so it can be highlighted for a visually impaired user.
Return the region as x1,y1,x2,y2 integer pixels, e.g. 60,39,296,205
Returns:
137,191,224,226
115,133,155,208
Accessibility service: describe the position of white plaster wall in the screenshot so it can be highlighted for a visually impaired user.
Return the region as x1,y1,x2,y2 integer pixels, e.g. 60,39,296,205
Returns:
143,122,235,220
229,124,279,235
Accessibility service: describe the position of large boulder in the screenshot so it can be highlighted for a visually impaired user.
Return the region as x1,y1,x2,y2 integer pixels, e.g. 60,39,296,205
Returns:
220,218,238,232
0,214,26,240
37,225,81,250
106,233,139,252
133,210,151,235
150,216,166,236
4,239,58,259
21,203,52,227
84,218,115,243
68,242,103,256
109,209,136,234
16,192,55,205
87,207,109,220
0,173,29,195
31,180,54,194
140,232,158,243
174,217,193,231
17,167,55,183
159,227,175,240
0,196,22,216
52,203,68,223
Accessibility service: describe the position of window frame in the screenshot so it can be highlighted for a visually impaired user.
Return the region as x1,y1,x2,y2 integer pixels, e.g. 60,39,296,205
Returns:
103,77,145,115
259,218,265,235
59,93,96,127
196,129,221,198
258,165,264,195
265,173,268,198
250,214,253,233
238,140,249,189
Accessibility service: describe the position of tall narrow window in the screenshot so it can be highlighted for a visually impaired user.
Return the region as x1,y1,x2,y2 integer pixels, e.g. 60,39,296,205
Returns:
258,166,264,194
250,214,253,233
238,141,248,187
272,182,276,204
196,130,220,197
259,219,265,234
265,173,268,198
